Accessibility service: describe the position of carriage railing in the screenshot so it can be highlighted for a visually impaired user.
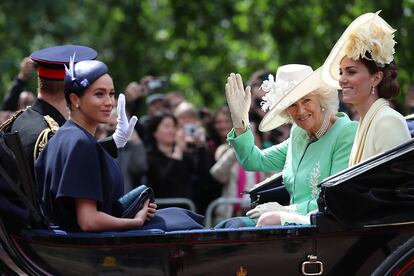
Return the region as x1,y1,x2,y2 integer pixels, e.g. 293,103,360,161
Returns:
204,197,251,228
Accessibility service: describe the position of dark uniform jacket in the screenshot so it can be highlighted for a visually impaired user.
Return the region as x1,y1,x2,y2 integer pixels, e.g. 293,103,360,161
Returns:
10,98,117,175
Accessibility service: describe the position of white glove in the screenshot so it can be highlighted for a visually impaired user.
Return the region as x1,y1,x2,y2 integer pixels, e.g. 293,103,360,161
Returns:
112,94,138,148
246,202,294,219
225,73,251,129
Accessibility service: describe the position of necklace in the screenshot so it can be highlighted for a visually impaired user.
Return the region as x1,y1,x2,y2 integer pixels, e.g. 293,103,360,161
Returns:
310,114,331,141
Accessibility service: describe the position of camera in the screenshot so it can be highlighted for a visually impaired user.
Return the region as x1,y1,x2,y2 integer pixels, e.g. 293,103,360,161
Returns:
147,77,167,90
184,123,200,137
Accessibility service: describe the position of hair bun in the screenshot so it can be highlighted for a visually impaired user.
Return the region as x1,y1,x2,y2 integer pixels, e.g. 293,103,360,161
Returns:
378,62,399,99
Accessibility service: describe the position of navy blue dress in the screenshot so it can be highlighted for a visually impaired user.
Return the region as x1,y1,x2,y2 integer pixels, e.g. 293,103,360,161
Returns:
36,121,124,231
35,120,203,231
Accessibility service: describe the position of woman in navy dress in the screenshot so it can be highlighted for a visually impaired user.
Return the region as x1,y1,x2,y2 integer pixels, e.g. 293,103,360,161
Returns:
35,59,203,232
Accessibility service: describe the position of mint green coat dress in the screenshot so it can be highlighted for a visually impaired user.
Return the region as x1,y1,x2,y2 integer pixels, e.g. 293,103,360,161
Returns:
228,113,357,215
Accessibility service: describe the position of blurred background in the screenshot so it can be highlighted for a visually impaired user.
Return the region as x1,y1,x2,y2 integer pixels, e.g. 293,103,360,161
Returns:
2,0,414,225
0,0,413,110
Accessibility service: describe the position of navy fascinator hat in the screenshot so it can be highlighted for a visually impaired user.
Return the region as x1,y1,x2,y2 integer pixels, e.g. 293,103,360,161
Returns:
64,56,108,95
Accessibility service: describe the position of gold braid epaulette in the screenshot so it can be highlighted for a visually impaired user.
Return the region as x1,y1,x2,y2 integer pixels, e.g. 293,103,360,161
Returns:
0,108,27,132
33,115,59,161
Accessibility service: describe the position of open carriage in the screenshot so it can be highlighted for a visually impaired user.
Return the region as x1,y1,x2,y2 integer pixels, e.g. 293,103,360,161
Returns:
1,121,414,275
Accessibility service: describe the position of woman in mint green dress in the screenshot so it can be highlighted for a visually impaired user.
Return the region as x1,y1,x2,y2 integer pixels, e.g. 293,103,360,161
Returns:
223,64,357,227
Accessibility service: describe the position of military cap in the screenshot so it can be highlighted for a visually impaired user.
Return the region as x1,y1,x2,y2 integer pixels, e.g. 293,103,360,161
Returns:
30,45,97,80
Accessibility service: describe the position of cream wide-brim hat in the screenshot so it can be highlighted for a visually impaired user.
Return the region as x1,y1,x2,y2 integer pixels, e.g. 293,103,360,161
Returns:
321,12,396,89
259,67,333,132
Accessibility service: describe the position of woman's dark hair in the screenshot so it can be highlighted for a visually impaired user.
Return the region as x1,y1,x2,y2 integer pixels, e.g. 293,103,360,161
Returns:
361,52,399,99
208,105,231,147
146,112,177,149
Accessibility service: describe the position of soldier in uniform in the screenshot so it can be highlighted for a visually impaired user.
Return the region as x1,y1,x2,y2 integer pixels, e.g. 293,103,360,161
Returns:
3,45,136,174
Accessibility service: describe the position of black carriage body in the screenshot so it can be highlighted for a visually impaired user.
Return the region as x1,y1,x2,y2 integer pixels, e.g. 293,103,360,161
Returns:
8,222,414,275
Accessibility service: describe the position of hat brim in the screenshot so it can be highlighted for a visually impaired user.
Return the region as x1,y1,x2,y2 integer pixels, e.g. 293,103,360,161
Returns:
31,45,98,80
321,12,395,89
31,45,97,64
259,67,332,132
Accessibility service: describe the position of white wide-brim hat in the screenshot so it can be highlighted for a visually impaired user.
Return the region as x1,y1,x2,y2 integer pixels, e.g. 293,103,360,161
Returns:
321,11,396,89
259,64,333,132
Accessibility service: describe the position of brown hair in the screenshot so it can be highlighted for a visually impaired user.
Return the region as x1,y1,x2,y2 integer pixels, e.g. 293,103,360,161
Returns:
361,53,399,99
38,77,65,96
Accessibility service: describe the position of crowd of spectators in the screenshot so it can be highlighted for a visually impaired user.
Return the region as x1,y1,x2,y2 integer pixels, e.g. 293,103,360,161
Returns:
1,56,413,221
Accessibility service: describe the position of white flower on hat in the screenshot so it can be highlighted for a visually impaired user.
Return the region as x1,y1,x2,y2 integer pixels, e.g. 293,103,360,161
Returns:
344,11,396,67
260,74,298,112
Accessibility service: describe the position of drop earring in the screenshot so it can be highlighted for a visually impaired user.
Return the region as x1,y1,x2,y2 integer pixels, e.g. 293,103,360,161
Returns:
371,86,375,95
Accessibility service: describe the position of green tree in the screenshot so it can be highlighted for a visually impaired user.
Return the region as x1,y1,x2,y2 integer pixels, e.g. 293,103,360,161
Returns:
0,0,413,113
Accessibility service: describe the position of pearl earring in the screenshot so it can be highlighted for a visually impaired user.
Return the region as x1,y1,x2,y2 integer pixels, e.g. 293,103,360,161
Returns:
371,86,375,95
75,104,79,108
321,107,326,112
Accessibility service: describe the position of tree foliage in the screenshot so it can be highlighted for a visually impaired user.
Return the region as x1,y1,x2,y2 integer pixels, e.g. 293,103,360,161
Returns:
1,0,413,112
